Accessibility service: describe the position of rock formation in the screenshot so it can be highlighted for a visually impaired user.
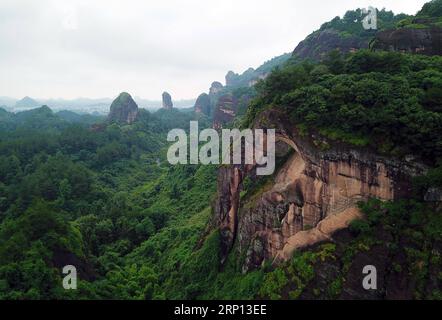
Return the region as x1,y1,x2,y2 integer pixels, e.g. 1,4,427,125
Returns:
194,93,211,116
225,56,288,88
225,68,256,87
225,71,239,87
162,92,173,109
212,94,237,130
209,82,223,96
14,96,40,109
107,92,139,124
213,109,425,271
194,81,230,120
293,29,371,61
372,26,442,56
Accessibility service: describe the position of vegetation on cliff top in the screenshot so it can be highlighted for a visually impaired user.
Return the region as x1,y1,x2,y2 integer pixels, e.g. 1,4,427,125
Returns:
245,50,442,164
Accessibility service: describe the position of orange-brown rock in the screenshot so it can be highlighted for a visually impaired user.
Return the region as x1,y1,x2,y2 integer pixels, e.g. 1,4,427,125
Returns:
213,109,425,271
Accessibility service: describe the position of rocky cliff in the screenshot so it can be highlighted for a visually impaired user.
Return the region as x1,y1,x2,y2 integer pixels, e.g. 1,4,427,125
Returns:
108,92,138,124
15,96,40,109
293,29,371,61
194,93,211,115
209,81,224,96
213,109,425,272
212,94,237,130
194,82,223,117
162,92,173,109
372,25,442,56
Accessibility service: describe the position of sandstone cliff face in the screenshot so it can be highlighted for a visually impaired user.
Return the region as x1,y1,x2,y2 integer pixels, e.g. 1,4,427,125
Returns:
108,92,138,124
214,109,425,272
162,92,173,109
209,82,223,96
194,93,211,116
212,94,237,130
372,26,442,56
225,68,257,87
292,29,371,61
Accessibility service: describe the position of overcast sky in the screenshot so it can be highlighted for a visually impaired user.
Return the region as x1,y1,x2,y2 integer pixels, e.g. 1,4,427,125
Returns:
0,0,428,100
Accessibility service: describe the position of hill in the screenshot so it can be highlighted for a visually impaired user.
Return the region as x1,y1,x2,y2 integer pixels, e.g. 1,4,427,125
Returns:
14,96,40,109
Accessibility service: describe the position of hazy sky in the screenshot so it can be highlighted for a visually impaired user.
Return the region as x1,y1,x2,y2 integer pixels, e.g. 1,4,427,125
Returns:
0,0,428,100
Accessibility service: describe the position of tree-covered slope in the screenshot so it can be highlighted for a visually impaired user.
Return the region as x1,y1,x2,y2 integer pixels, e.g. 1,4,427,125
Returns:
292,9,410,61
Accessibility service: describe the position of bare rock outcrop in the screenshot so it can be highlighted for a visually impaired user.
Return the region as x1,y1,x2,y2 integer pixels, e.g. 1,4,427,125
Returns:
293,29,371,61
209,81,223,96
162,92,173,109
108,92,138,124
194,82,224,118
213,109,425,271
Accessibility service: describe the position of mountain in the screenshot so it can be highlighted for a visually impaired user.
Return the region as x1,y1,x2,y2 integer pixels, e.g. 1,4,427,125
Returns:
292,9,410,61
0,105,75,132
207,14,442,297
107,92,139,124
0,97,17,107
56,110,105,124
419,0,442,17
0,0,441,301
194,6,432,130
0,96,195,115
14,96,40,109
225,53,292,88
373,27,442,55
194,93,211,115
372,0,442,55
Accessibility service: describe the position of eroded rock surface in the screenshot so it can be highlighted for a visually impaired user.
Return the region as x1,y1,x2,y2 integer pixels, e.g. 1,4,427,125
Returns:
214,109,425,271
293,29,371,61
